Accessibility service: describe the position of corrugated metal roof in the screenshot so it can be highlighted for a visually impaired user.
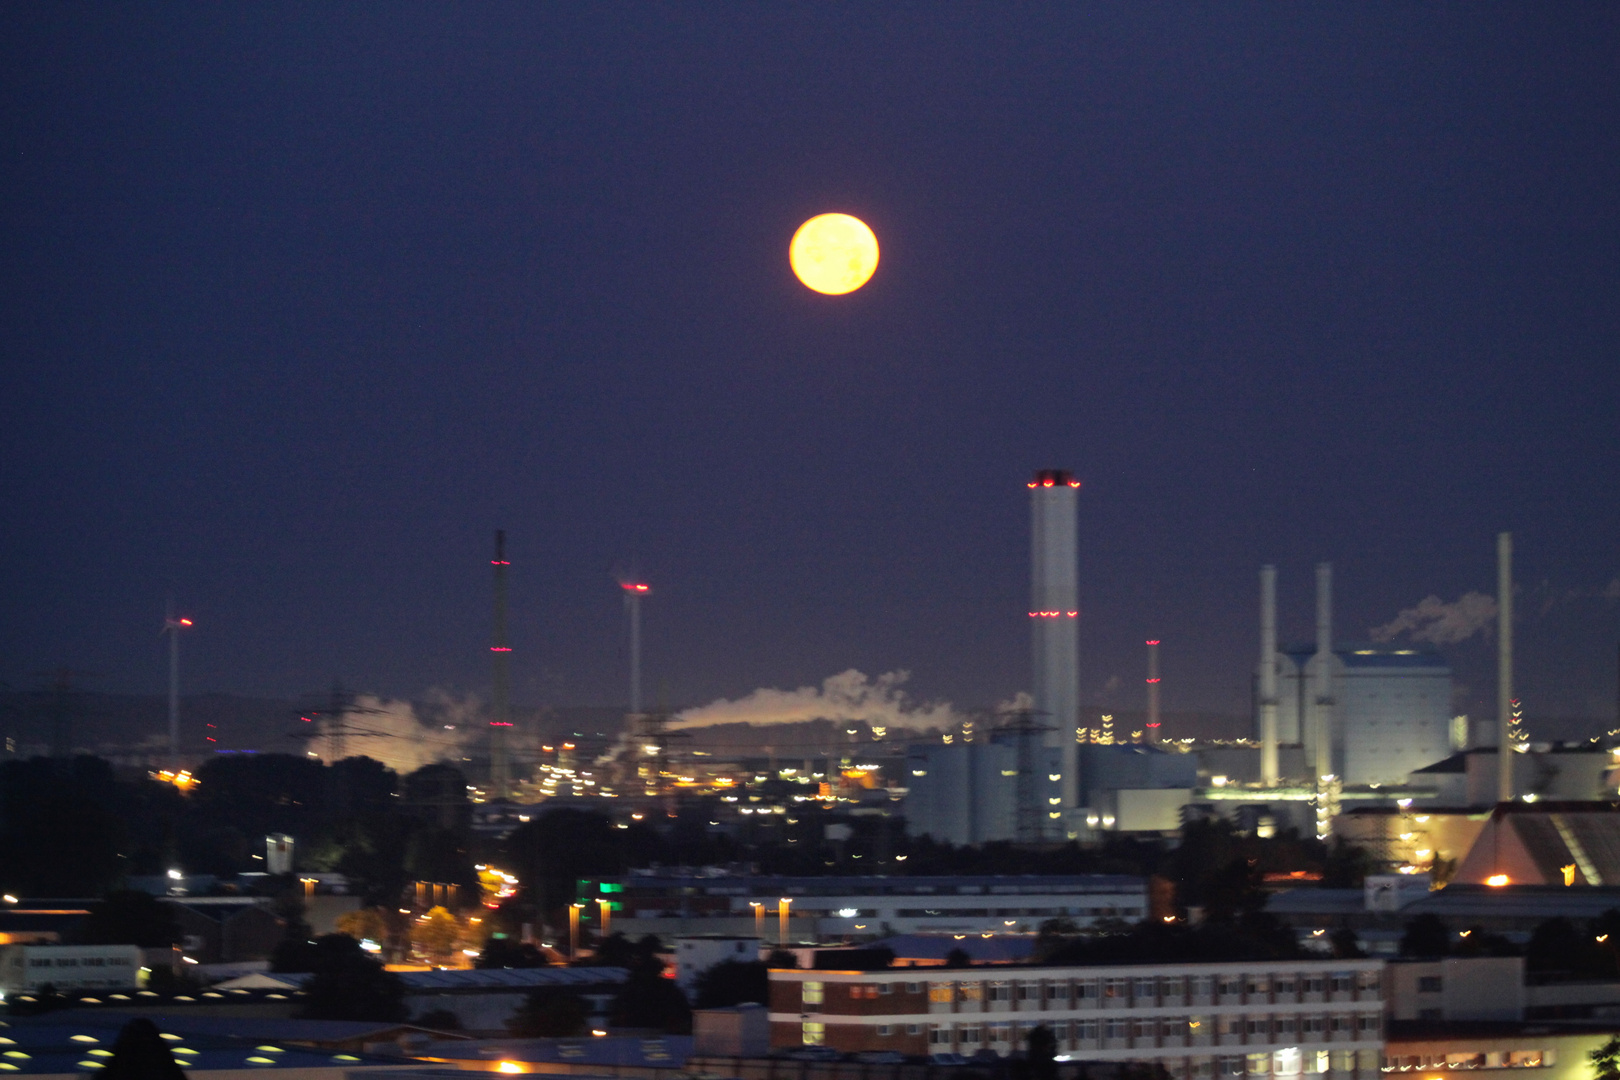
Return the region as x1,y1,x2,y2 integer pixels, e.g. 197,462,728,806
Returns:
0,1018,411,1074
398,966,628,991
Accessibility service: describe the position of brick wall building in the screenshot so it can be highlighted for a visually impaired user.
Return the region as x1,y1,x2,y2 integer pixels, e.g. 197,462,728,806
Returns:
769,958,1386,1079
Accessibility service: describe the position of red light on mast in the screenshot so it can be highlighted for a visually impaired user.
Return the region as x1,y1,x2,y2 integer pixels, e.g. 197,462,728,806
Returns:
1146,640,1160,646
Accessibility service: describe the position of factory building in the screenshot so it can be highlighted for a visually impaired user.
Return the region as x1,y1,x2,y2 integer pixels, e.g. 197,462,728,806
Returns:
903,734,1064,845
1256,565,1454,787
603,873,1146,940
1271,644,1454,786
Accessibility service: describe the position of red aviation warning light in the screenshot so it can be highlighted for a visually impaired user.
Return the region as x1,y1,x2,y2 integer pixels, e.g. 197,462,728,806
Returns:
622,582,650,593
1029,469,1081,489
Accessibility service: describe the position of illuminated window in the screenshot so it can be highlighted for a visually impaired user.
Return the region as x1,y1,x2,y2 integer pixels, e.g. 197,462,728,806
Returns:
802,1021,824,1046
802,981,824,1006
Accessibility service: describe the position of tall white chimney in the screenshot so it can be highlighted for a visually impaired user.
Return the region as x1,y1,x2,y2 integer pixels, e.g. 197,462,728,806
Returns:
1146,640,1162,745
1498,532,1514,803
1030,469,1081,809
1259,565,1279,786
1310,562,1335,783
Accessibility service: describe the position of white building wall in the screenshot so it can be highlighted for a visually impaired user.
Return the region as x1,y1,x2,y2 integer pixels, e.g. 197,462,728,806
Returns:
0,945,144,993
1271,649,1453,786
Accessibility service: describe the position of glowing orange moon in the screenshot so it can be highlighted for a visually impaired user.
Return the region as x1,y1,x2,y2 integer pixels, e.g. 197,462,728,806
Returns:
789,213,879,295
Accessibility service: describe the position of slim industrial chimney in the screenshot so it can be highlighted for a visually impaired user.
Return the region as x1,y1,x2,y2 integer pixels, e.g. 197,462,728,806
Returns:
1259,565,1279,786
1145,640,1161,745
621,580,650,717
1310,562,1335,784
490,530,512,801
1498,532,1514,803
1029,469,1081,808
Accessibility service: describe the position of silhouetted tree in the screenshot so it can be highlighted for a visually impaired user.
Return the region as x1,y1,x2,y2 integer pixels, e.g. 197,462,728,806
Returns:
1590,1034,1620,1080
100,1018,186,1080
294,934,406,1022
693,960,768,1008
1453,925,1517,958
1399,914,1450,958
415,1009,462,1031
0,758,127,895
79,891,180,948
612,967,691,1033
477,936,549,969
1329,926,1365,959
508,992,589,1037
1026,1024,1058,1080
1527,917,1594,975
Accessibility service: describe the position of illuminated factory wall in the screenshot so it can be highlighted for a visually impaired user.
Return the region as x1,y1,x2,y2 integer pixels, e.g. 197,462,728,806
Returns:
1272,645,1453,785
904,737,1064,845
1030,469,1081,811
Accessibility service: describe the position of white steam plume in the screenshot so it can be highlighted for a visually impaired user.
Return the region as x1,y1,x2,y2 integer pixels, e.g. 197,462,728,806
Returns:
1369,592,1498,645
670,669,965,732
317,690,479,775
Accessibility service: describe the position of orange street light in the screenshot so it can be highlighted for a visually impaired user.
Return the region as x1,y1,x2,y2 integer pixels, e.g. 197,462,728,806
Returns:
778,897,792,946
569,903,585,960
597,898,612,937
750,901,764,940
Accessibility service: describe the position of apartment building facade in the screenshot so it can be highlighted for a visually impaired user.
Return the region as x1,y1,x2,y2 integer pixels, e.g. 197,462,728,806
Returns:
769,959,1386,1079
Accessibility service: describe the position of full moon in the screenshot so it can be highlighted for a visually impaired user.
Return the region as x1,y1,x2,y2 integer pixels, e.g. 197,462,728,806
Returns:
789,213,879,295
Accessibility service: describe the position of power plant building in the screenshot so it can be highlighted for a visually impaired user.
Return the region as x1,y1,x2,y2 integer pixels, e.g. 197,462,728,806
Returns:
1254,565,1454,788
1261,645,1453,786
904,735,1064,846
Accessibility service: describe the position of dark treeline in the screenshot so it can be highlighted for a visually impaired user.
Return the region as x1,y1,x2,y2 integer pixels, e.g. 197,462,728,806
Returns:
0,753,1371,945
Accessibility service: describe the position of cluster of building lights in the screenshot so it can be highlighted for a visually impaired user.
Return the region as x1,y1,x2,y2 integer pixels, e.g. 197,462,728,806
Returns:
150,769,197,791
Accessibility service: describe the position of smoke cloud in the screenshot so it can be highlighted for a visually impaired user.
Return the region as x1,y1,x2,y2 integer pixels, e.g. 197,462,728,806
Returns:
316,689,479,775
670,669,965,732
1369,592,1498,645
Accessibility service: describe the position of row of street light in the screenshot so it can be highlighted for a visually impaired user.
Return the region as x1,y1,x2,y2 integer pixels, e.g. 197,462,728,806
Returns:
565,897,798,960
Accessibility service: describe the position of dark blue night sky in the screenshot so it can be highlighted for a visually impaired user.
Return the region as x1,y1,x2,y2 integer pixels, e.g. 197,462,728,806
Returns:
3,5,1617,727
